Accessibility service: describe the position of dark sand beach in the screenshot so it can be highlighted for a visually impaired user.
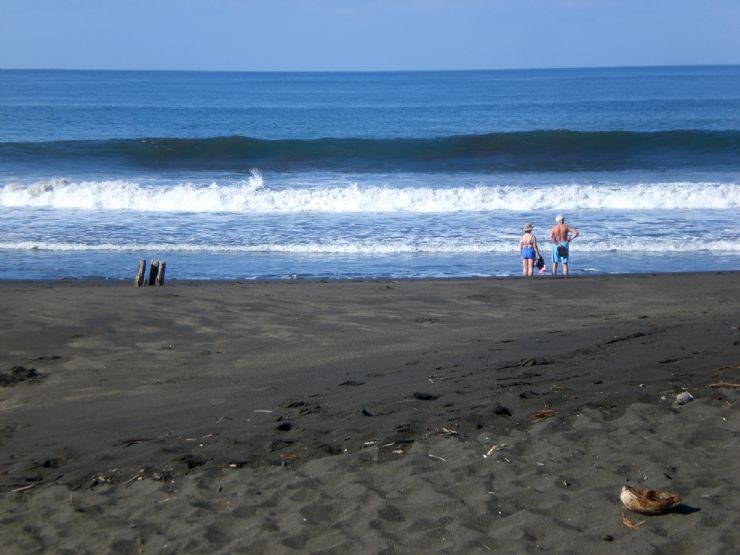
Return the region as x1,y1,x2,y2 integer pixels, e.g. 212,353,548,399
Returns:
1,273,739,554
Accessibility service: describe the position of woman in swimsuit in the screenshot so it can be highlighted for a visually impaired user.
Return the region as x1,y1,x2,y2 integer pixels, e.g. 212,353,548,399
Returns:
518,223,541,276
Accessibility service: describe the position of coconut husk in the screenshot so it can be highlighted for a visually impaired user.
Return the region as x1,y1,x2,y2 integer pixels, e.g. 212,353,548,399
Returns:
620,484,681,515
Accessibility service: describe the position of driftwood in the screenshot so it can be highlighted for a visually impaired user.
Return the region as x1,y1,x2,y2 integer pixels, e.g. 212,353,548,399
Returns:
147,261,159,285
135,259,166,286
135,260,146,287
147,260,166,286
531,408,557,422
155,261,166,286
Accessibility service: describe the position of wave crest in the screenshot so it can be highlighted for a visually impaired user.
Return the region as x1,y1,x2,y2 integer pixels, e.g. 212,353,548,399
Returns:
1,178,737,212
2,130,739,171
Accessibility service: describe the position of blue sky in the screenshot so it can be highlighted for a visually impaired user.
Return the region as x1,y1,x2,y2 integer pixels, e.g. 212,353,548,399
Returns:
1,0,738,71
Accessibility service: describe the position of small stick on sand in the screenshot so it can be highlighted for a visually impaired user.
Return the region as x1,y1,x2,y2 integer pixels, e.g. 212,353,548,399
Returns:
122,438,153,447
11,484,36,493
531,408,557,422
280,454,298,466
620,511,645,529
124,472,143,487
428,453,447,462
706,382,740,389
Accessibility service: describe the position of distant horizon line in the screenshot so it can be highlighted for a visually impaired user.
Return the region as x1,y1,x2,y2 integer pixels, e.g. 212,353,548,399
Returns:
1,63,738,74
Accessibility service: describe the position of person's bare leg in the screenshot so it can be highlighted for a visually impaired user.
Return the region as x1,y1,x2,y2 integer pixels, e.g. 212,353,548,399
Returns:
551,262,558,276
563,263,569,276
527,259,534,276
522,259,527,276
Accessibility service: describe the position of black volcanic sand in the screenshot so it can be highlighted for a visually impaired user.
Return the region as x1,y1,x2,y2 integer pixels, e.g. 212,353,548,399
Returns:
0,273,739,554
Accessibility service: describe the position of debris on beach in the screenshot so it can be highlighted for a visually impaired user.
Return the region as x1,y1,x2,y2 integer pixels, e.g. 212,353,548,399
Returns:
339,380,364,386
120,437,154,448
716,363,740,370
530,408,557,422
706,382,740,389
10,484,36,493
620,484,682,515
620,511,646,529
377,438,414,462
280,453,298,466
674,391,694,405
483,444,500,458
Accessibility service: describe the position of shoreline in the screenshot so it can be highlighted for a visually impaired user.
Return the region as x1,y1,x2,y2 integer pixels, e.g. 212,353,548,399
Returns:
1,273,738,553
2,247,738,282
2,267,739,283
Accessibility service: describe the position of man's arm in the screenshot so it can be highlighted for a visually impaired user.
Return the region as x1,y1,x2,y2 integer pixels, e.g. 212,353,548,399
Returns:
568,226,579,241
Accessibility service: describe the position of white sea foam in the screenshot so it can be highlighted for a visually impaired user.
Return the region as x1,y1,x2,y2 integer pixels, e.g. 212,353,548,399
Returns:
2,237,738,254
0,176,738,213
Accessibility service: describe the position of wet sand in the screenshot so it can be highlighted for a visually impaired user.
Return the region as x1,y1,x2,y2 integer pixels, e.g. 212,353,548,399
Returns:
1,273,739,554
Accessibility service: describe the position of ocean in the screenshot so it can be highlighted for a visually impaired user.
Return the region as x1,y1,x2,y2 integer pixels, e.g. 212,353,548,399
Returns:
0,66,738,280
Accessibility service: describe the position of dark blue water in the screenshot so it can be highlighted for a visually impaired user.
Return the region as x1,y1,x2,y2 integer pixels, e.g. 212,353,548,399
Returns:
3,66,740,143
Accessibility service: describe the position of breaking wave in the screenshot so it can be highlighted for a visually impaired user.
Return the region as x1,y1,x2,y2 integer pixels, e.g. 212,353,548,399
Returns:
1,176,737,212
2,237,738,254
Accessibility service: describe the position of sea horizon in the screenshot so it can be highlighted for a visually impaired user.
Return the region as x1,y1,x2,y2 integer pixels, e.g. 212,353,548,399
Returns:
3,62,739,74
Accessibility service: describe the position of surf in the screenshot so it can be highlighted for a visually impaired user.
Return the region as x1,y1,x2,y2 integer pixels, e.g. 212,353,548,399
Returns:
1,177,737,213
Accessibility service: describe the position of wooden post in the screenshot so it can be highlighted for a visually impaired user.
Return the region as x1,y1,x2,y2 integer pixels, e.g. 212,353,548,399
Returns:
155,261,166,286
135,260,146,287
148,260,160,286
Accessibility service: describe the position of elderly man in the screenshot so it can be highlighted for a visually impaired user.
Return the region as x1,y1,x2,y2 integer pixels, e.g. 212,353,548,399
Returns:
548,214,579,277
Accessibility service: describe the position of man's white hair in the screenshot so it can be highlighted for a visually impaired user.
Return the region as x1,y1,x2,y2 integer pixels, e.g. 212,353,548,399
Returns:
555,214,564,223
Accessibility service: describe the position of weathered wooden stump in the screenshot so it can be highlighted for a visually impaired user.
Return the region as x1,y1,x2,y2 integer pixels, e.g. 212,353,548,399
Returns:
135,260,146,287
148,260,159,286
155,261,166,286
135,259,166,286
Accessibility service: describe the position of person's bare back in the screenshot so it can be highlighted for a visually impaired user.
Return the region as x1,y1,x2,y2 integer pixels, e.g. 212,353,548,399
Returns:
548,215,579,276
549,222,578,243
